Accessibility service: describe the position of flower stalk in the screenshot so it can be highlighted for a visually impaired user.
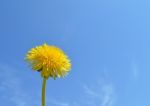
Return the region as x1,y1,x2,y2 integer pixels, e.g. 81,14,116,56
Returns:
42,78,47,106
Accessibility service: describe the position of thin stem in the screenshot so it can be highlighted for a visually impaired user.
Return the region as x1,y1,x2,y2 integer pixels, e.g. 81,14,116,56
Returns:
42,78,47,106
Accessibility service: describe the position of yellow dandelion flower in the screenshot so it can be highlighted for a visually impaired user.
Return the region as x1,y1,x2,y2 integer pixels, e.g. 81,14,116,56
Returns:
26,43,71,79
25,43,71,106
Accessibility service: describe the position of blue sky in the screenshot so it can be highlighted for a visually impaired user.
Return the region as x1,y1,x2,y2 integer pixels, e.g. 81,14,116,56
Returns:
1,0,150,106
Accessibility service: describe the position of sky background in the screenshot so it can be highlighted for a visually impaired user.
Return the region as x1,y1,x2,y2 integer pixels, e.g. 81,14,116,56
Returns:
0,0,150,106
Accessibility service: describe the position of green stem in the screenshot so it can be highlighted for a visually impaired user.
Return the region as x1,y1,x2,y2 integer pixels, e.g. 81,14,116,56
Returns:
42,78,47,106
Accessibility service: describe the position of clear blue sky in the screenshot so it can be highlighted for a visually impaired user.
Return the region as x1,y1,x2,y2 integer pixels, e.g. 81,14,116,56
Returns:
0,0,150,106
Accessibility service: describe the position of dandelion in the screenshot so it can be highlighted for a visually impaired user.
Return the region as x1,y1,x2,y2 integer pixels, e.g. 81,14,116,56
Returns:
25,43,71,106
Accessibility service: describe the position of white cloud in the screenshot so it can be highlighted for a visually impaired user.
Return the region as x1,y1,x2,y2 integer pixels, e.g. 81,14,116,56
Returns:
83,80,116,106
101,84,115,106
83,85,100,98
0,63,36,106
47,98,70,106
131,61,139,80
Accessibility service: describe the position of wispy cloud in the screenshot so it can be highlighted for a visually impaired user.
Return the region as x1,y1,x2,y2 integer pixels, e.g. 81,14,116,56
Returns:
101,84,115,106
83,85,100,98
83,80,116,106
0,63,36,106
47,97,70,106
131,61,139,80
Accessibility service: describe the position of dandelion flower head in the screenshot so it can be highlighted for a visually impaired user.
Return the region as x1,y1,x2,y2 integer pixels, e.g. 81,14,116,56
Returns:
26,43,71,79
